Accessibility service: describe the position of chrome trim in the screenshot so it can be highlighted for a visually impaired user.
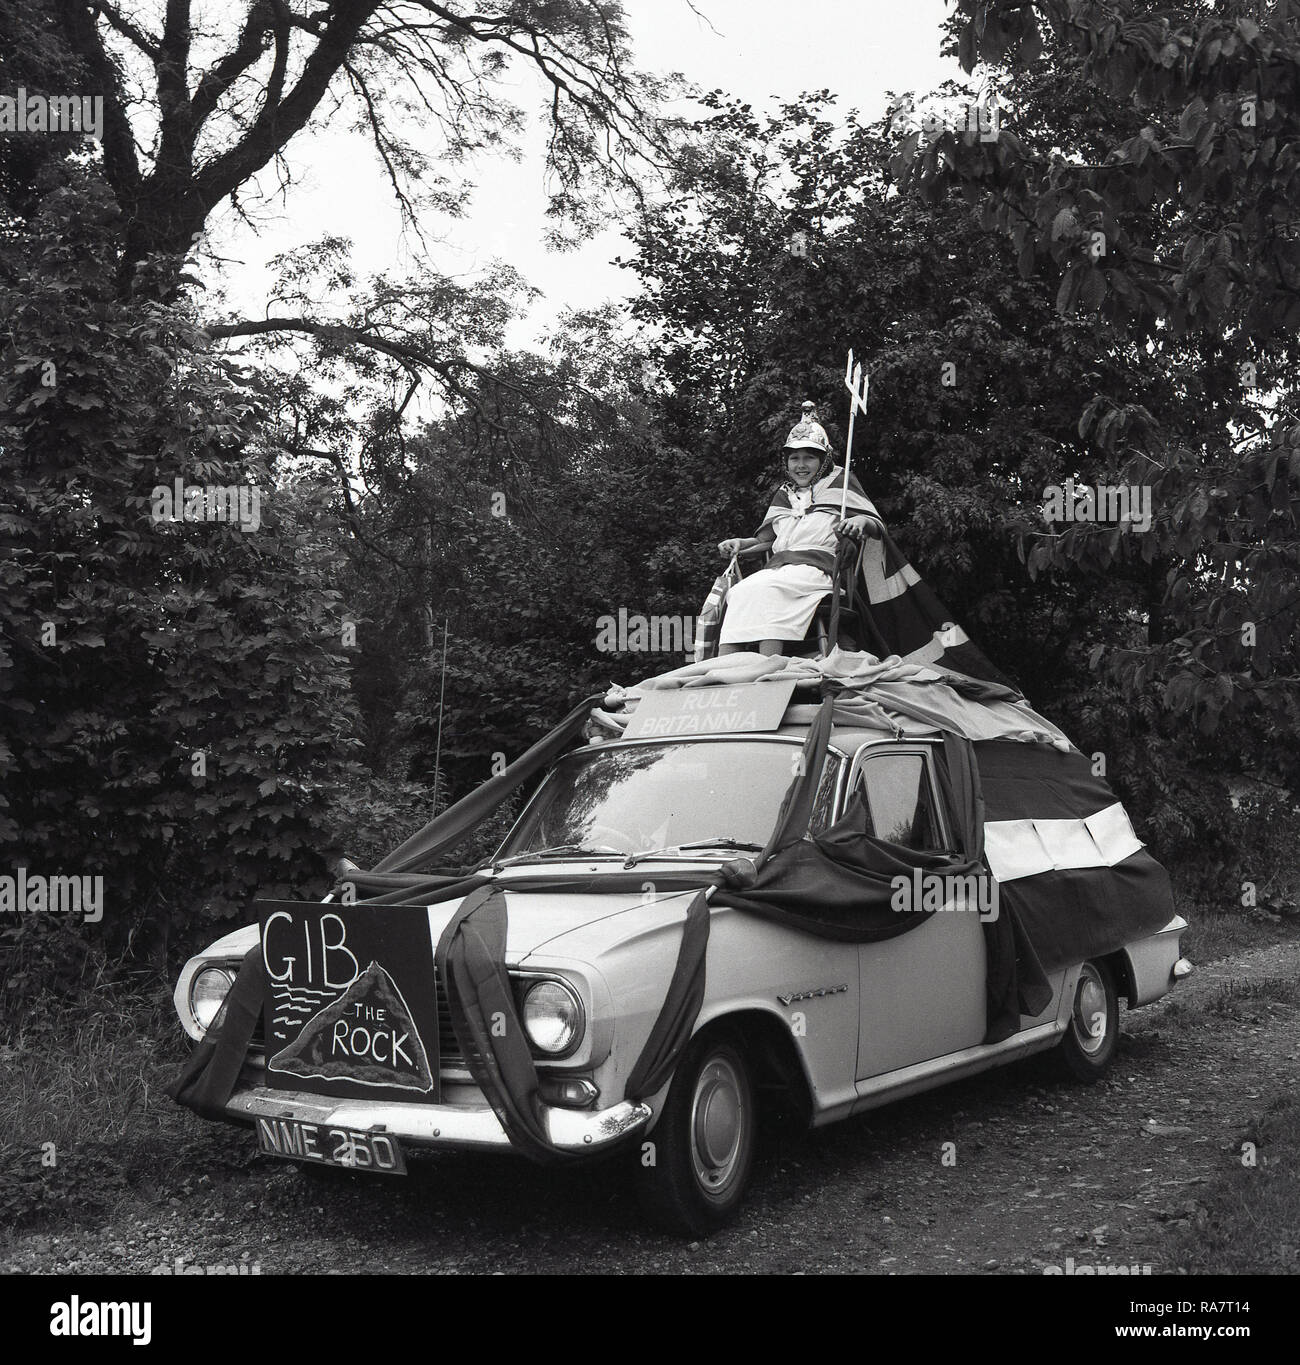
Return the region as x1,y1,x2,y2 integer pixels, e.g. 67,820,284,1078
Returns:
1172,957,1194,980
177,955,247,1042
223,1085,650,1154
777,984,849,1005
850,1020,1065,1116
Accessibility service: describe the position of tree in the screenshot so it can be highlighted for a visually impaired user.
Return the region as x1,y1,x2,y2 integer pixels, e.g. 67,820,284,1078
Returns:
618,84,1289,861
0,172,367,992
46,0,679,292
897,0,1300,782
0,0,685,994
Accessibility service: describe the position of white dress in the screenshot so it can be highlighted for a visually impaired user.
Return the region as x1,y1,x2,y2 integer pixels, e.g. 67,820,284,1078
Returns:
718,491,837,644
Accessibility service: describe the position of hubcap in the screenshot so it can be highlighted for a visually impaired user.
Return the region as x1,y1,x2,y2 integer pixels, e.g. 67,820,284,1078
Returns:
689,1055,747,1196
1072,965,1109,1056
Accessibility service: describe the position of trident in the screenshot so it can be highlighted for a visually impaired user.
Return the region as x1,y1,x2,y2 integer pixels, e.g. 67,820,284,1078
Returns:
841,349,869,518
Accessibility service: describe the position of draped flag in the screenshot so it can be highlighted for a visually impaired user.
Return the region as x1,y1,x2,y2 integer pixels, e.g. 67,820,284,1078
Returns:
973,740,1176,973
846,527,1014,689
755,465,878,578
711,463,1013,688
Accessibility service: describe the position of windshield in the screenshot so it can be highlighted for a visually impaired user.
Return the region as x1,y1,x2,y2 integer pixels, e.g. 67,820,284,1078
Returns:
496,740,821,861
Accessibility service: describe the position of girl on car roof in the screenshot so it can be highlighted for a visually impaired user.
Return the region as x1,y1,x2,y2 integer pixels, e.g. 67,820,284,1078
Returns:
716,402,882,656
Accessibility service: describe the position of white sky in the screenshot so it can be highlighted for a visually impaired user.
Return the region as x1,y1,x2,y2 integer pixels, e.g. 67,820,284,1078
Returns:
205,0,962,343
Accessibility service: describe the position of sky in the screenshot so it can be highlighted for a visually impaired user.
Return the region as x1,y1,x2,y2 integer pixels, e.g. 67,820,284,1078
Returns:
205,0,965,344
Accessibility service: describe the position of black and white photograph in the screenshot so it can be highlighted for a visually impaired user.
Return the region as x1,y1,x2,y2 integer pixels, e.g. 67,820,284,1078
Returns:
1,0,1297,1331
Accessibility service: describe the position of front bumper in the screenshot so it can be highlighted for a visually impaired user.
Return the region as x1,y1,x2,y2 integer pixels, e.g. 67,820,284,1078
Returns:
223,1084,652,1155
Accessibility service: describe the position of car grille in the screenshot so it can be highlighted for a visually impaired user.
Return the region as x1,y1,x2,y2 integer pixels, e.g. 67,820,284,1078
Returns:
432,961,465,1069
246,964,466,1072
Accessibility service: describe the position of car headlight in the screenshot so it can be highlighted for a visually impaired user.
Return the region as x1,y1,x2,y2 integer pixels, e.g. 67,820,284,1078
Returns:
190,965,235,1033
521,979,582,1056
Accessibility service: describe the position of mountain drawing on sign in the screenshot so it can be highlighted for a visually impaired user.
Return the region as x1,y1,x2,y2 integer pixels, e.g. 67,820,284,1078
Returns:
268,960,434,1092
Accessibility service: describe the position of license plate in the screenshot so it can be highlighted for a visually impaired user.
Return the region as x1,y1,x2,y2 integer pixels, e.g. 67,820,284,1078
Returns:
256,1117,407,1175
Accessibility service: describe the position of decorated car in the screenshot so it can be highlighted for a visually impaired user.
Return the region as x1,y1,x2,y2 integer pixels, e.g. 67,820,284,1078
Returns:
170,650,1191,1234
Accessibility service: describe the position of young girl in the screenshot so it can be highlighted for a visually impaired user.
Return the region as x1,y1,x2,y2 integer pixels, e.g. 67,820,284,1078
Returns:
716,403,881,656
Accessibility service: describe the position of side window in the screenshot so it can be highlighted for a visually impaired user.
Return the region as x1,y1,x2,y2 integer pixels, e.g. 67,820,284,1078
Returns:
854,752,947,851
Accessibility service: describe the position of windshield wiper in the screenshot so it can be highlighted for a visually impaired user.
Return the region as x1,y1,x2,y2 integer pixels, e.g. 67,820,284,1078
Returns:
493,843,624,871
623,837,764,869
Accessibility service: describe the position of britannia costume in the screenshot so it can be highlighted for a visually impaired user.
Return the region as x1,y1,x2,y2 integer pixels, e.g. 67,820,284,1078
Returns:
719,404,879,646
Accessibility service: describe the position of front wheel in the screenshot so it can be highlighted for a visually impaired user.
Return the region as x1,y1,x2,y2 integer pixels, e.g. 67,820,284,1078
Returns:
1054,959,1119,1082
634,1028,756,1235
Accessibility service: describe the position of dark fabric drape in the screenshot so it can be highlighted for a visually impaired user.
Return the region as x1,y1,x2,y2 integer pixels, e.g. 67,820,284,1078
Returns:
997,855,1176,976
974,740,1176,975
759,697,835,865
714,790,981,941
369,693,604,875
938,732,1052,1042
623,887,713,1102
165,946,265,1119
433,885,563,1163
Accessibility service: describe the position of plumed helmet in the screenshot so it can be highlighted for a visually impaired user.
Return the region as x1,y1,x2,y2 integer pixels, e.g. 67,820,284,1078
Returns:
783,401,831,454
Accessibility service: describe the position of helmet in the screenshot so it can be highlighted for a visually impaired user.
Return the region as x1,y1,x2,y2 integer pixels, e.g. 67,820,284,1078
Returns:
783,401,831,455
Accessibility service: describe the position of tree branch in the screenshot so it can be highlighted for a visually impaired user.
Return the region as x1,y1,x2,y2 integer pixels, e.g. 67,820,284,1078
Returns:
55,0,143,197
194,0,379,212
91,0,161,59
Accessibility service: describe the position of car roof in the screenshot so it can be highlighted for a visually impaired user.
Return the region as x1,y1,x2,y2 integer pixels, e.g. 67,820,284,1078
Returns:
575,723,940,764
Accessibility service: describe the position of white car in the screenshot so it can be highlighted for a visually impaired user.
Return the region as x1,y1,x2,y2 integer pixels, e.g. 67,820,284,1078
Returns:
174,686,1190,1235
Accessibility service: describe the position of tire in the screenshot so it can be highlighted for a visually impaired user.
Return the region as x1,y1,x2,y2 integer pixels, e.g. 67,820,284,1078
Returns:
634,1028,756,1235
1054,959,1119,1082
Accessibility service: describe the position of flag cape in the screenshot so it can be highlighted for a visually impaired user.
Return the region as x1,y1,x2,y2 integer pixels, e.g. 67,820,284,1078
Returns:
757,464,878,534
701,469,1013,688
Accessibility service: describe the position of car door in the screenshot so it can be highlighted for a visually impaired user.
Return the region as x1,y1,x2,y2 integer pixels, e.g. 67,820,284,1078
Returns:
852,744,989,1080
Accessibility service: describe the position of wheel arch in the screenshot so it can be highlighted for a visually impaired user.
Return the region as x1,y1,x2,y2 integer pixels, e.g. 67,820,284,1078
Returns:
687,1007,815,1135
1099,947,1135,1004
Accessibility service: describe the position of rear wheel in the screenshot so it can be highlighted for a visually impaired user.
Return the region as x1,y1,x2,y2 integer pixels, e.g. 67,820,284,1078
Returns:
635,1027,756,1235
1054,959,1119,1082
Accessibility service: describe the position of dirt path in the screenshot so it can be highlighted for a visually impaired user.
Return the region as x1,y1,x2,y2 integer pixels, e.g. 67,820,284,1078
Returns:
4,934,1297,1275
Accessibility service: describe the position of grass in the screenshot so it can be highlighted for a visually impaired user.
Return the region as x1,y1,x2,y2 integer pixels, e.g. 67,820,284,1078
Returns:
1175,905,1284,967
1172,1094,1300,1275
1202,974,1300,1017
0,983,243,1231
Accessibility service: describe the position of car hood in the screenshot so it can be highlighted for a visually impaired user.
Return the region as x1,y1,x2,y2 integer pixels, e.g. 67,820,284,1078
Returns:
194,864,715,966
449,865,710,961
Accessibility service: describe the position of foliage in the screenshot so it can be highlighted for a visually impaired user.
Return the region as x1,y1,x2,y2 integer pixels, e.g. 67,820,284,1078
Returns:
898,0,1300,784
0,172,364,981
